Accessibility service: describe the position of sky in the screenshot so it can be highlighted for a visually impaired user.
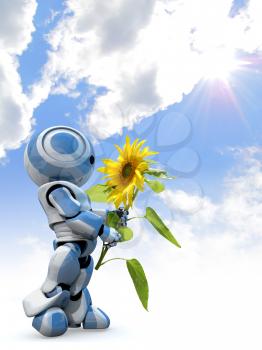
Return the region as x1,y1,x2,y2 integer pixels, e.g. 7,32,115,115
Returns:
0,0,262,349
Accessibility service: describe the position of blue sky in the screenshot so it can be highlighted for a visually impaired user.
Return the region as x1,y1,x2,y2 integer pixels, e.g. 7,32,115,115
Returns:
0,1,262,348
0,0,261,242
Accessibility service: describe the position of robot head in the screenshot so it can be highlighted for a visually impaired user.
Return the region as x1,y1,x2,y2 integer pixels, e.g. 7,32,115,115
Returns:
24,126,95,187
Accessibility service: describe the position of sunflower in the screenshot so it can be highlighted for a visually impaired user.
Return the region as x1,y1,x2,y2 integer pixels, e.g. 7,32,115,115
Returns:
98,136,158,209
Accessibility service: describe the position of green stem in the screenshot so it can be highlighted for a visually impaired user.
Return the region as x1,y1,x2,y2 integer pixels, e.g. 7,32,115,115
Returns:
100,257,127,266
95,245,109,270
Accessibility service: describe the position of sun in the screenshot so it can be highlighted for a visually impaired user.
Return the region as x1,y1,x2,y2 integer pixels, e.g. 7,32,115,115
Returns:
201,48,239,82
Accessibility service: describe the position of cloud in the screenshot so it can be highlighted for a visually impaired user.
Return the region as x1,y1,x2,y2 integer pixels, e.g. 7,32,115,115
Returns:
0,147,262,349
0,0,36,55
160,188,206,215
0,51,33,158
160,146,262,242
30,0,262,139
0,0,37,158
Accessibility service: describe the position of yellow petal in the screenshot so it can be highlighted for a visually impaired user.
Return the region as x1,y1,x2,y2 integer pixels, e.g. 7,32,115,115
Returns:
141,147,159,157
136,161,149,172
114,195,123,208
102,159,120,168
125,135,131,146
135,169,144,190
127,184,135,207
114,144,124,156
130,138,139,153
97,167,107,173
136,139,146,152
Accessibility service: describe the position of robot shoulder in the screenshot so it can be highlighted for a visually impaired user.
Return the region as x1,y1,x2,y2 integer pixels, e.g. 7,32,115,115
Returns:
38,182,80,218
48,186,81,218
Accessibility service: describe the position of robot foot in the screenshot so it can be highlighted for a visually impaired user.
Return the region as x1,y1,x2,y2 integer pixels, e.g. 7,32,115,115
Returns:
83,305,110,329
32,307,68,337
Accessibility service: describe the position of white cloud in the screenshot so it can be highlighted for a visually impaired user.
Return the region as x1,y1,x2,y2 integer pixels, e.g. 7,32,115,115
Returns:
160,189,207,215
160,146,262,242
0,51,33,158
0,147,262,349
0,0,37,158
30,0,262,139
1,0,261,157
0,0,37,55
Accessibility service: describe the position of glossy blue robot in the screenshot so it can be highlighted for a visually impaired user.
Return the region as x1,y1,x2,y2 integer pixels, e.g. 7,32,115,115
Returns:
23,126,121,337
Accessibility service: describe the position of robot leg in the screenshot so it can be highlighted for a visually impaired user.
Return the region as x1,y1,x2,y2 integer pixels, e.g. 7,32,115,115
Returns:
83,305,110,329
23,242,81,337
76,256,110,329
64,254,94,328
62,252,110,330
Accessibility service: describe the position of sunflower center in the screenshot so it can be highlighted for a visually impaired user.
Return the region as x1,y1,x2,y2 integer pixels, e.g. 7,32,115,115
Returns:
122,162,133,178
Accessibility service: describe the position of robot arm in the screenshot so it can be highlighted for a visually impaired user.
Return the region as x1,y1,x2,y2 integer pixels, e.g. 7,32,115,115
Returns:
49,187,104,240
90,208,121,245
91,209,108,223
99,225,121,246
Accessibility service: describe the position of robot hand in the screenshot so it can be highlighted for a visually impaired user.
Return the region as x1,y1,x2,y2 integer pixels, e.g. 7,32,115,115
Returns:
114,207,129,227
101,227,121,247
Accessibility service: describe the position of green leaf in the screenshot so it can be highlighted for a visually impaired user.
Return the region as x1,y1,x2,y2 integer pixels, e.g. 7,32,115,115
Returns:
118,226,133,241
144,169,176,179
126,259,149,311
106,211,120,228
145,179,165,193
85,184,109,202
145,207,181,248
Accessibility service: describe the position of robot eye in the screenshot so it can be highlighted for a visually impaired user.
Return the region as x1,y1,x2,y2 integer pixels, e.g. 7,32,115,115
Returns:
89,155,95,164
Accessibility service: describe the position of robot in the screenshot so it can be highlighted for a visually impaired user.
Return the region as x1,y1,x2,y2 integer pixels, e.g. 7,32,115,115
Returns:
23,126,122,337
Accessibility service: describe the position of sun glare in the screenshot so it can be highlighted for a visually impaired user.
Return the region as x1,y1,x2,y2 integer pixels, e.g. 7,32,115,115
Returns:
201,48,239,82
